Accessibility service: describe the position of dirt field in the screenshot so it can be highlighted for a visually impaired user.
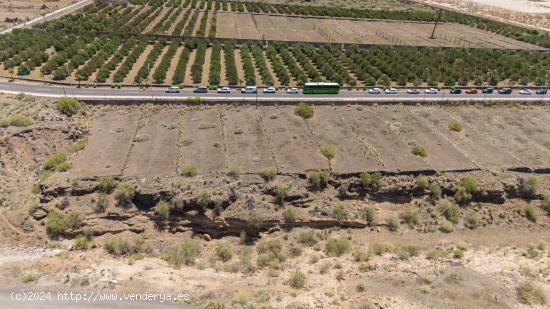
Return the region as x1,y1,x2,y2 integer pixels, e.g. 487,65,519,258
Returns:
0,0,74,30
216,12,544,49
67,104,550,178
417,0,550,31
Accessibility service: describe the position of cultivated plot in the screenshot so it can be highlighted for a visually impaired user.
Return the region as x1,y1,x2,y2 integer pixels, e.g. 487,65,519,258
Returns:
222,107,276,173
260,106,329,173
180,108,227,173
216,13,543,49
124,109,180,177
72,110,140,177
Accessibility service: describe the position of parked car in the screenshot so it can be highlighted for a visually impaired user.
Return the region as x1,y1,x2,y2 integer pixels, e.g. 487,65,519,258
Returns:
286,87,299,94
450,88,462,94
536,88,548,95
217,86,231,93
498,88,512,94
425,88,438,94
241,85,257,94
263,87,276,94
165,86,180,93
407,89,420,94
368,88,381,94
482,87,493,94
466,88,478,94
384,87,398,94
193,86,208,93
519,88,532,95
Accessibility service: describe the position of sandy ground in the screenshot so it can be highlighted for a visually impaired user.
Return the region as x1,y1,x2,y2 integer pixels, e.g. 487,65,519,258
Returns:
0,0,74,30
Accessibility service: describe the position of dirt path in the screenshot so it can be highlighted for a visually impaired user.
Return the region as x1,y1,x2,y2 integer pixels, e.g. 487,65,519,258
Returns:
166,45,184,84
201,46,212,85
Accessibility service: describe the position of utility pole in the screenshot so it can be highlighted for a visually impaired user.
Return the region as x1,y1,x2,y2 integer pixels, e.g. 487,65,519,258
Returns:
430,9,443,39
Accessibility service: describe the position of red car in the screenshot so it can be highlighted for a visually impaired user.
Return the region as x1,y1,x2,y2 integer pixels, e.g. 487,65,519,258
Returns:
466,88,478,94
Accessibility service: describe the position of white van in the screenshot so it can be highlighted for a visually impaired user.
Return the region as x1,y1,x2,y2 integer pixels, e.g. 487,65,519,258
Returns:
241,86,257,94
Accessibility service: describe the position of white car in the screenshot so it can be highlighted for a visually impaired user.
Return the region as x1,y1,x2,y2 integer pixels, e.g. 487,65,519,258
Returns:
165,86,180,93
217,87,231,94
263,87,276,94
286,87,299,94
241,85,257,94
368,88,381,94
384,87,398,94
519,89,532,95
425,88,439,94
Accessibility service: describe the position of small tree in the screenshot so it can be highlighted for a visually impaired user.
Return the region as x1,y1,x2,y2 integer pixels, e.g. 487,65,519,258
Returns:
294,103,314,119
215,242,233,262
197,191,211,211
307,170,330,190
362,206,376,226
411,144,427,157
448,120,464,132
331,204,349,222
320,145,336,160
358,172,382,193
441,201,460,224
180,165,198,177
114,182,135,208
289,271,306,289
260,168,276,182
56,97,81,116
98,177,117,194
154,200,170,221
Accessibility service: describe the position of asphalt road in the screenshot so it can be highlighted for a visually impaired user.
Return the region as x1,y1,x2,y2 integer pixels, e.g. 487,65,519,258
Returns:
0,81,549,103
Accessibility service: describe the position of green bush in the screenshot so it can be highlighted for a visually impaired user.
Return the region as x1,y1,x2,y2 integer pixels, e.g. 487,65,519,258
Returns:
320,145,336,160
274,185,288,205
369,242,394,256
415,175,429,190
95,193,108,213
98,177,117,194
180,165,198,177
0,114,32,127
401,208,420,227
257,239,286,268
104,236,152,257
426,248,449,260
289,271,306,289
283,207,297,223
543,196,550,215
517,282,546,305
520,175,540,198
20,268,39,283
46,210,81,237
439,219,454,233
74,234,92,249
72,138,87,152
362,206,376,226
163,239,201,267
358,172,382,192
154,200,170,221
294,103,314,119
325,238,352,257
114,181,135,207
297,229,318,246
44,151,70,171
448,120,464,132
464,211,482,229
411,144,427,157
197,191,211,211
215,242,233,262
441,201,460,224
386,216,400,231
260,168,277,181
397,245,420,260
454,176,479,204
307,170,330,190
525,204,539,223
331,204,349,221
56,97,82,116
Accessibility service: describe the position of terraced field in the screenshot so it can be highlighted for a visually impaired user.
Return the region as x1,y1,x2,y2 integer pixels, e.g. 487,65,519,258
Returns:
70,105,550,178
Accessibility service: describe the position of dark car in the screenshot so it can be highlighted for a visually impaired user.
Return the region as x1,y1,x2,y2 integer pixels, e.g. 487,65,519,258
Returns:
498,88,513,94
482,87,493,94
450,88,462,94
193,86,208,93
536,88,548,95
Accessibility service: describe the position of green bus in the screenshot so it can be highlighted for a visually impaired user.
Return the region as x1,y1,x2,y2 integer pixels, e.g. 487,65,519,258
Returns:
303,82,340,94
